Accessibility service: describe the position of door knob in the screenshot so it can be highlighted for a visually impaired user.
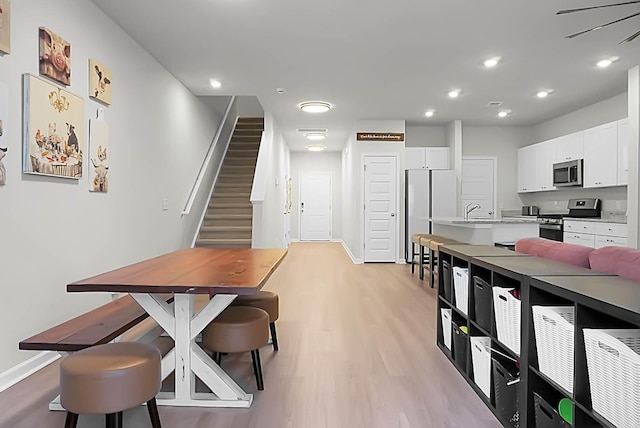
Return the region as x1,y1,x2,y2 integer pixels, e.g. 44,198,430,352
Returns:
391,213,395,217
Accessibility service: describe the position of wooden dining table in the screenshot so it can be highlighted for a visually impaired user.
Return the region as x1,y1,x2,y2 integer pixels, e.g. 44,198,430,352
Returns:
67,247,287,408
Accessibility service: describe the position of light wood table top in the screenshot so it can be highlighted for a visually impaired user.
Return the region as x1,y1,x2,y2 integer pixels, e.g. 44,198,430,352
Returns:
68,247,288,295
441,244,531,260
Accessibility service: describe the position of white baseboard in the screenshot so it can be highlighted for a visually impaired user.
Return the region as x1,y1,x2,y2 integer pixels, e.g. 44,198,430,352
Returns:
396,258,406,264
0,351,60,393
339,240,363,264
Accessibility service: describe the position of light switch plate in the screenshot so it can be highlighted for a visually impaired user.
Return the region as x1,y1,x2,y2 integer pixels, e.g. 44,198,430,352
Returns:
162,198,169,211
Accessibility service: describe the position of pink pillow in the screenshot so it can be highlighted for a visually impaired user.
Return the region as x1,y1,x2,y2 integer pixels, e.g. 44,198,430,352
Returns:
589,247,640,280
547,243,593,268
515,238,559,258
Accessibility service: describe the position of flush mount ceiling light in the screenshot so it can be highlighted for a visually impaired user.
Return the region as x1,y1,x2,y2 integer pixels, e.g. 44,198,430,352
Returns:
209,79,222,89
498,110,511,118
306,144,326,152
557,1,640,44
448,89,461,98
424,110,435,118
304,132,327,140
596,56,619,67
299,101,332,113
537,89,554,98
276,88,286,94
484,56,501,68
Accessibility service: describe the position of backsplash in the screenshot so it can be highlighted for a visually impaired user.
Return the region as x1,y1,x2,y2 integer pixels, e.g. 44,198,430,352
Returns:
519,186,627,219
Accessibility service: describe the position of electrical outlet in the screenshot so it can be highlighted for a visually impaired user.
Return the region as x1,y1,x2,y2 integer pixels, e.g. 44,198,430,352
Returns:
162,198,169,211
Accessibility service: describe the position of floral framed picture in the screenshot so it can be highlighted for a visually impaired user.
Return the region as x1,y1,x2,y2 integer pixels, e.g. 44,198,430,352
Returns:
22,74,84,179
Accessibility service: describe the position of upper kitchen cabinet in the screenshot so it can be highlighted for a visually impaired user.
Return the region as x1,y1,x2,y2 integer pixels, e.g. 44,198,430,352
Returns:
517,144,537,192
618,118,629,186
555,131,584,162
404,147,450,170
584,121,618,188
517,141,555,193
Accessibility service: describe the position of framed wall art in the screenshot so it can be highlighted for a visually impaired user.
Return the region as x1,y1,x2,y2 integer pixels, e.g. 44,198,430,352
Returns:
22,74,84,179
0,81,7,185
0,0,10,55
89,118,109,192
39,27,71,85
89,59,112,105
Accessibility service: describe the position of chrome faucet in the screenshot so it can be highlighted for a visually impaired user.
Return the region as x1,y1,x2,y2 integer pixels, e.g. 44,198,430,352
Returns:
464,203,481,220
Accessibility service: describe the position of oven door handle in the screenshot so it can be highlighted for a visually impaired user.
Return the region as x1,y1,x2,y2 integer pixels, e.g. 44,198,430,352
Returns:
539,224,562,231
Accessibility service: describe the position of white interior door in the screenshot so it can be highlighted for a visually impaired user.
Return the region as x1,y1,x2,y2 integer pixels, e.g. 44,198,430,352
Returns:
364,156,397,262
299,173,332,241
461,158,496,218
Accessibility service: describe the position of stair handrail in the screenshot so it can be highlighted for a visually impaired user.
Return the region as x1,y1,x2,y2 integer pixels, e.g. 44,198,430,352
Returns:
182,95,236,216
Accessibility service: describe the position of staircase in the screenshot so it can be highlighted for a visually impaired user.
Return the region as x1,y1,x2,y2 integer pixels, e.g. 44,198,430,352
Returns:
195,117,263,248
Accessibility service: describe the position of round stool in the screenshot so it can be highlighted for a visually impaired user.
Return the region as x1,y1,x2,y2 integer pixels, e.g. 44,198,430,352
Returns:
202,306,269,390
231,290,280,351
60,342,162,428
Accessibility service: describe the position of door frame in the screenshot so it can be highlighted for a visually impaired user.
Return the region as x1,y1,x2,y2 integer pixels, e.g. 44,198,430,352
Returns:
461,156,498,218
361,153,400,263
298,172,333,241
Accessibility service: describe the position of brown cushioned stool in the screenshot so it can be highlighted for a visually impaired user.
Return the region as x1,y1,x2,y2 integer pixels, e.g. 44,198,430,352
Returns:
60,342,162,428
202,306,269,390
418,235,435,280
428,236,460,289
231,290,280,351
411,234,430,276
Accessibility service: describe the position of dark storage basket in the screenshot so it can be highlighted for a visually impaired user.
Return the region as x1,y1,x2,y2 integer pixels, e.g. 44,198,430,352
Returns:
533,393,571,428
442,260,453,302
493,357,520,428
473,276,492,331
452,321,468,371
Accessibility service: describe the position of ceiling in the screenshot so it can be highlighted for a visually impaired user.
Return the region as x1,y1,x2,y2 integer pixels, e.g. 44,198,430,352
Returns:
92,0,639,151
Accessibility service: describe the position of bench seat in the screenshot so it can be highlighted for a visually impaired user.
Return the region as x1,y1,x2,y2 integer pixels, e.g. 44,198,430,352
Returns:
19,294,173,353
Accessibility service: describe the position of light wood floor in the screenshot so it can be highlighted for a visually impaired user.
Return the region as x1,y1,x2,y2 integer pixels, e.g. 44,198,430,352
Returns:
0,242,501,428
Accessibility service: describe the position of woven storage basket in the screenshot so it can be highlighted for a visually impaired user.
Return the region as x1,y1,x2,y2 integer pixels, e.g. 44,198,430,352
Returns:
583,329,640,428
453,267,469,315
441,308,452,350
532,306,575,394
471,336,492,398
493,287,521,356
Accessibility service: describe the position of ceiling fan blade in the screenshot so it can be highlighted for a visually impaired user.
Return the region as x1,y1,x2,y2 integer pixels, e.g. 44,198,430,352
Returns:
620,28,640,42
566,11,640,38
558,0,640,15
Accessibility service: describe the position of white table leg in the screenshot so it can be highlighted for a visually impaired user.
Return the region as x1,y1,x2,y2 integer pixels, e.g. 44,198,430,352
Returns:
131,293,252,408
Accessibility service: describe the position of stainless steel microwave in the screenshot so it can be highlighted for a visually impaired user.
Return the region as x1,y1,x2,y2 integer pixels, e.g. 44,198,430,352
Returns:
553,159,583,187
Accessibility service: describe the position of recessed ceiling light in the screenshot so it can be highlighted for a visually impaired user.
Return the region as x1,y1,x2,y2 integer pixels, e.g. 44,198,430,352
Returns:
306,144,326,152
300,101,332,113
484,57,501,68
424,110,435,118
276,88,286,94
448,90,461,98
209,79,222,89
596,57,619,68
537,91,549,98
498,110,510,118
304,132,326,140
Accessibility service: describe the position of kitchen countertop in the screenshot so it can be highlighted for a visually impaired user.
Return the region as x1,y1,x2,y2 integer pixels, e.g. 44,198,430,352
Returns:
429,217,540,225
563,217,627,224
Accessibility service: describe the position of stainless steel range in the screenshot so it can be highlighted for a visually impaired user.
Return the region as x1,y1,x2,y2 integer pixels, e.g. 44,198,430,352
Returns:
538,198,601,242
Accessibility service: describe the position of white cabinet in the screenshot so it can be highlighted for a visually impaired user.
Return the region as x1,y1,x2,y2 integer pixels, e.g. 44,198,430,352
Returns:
564,220,627,249
405,147,449,170
517,141,555,193
617,118,629,185
555,131,584,162
584,122,618,188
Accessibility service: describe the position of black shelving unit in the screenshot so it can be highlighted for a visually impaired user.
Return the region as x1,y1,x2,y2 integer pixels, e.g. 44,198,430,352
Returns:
436,246,640,428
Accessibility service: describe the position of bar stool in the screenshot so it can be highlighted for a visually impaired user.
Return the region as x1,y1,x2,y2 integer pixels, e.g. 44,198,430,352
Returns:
428,237,460,288
418,235,434,280
201,306,269,390
411,234,430,276
231,290,280,351
60,342,162,428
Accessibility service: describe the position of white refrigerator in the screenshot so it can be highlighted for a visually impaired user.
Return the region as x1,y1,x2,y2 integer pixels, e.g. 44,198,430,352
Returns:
404,169,457,261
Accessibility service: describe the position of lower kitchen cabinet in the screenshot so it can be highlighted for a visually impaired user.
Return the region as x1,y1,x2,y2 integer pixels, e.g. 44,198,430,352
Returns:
564,220,627,249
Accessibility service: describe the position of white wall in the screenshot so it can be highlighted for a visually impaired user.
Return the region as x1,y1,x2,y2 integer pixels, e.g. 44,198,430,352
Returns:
252,113,290,248
405,125,446,147
0,0,222,371
341,120,405,262
290,151,342,241
462,126,533,211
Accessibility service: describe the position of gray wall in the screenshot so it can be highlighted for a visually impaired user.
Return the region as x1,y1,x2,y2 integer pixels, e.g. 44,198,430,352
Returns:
0,0,222,371
290,151,342,241
462,126,534,211
405,125,446,147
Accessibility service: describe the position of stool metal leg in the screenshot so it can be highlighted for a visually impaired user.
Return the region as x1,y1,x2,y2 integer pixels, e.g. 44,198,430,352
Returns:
115,412,123,428
147,398,162,428
269,322,279,352
419,245,425,280
251,349,264,391
64,412,78,428
411,242,416,274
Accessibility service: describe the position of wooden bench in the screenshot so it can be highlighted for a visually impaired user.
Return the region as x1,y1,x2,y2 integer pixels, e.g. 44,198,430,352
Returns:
19,294,173,353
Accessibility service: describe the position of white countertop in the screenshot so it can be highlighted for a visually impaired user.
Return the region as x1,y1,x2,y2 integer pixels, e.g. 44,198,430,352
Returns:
563,217,627,224
429,217,540,225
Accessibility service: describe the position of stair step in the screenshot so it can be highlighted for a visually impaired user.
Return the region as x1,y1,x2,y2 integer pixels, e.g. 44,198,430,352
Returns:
202,217,252,227
226,149,259,158
208,202,252,208
196,238,252,248
220,167,255,175
216,182,253,188
213,191,251,198
224,157,257,166
237,117,264,124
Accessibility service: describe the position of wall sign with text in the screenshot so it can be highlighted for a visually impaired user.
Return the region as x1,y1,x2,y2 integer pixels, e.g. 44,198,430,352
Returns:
356,132,405,142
